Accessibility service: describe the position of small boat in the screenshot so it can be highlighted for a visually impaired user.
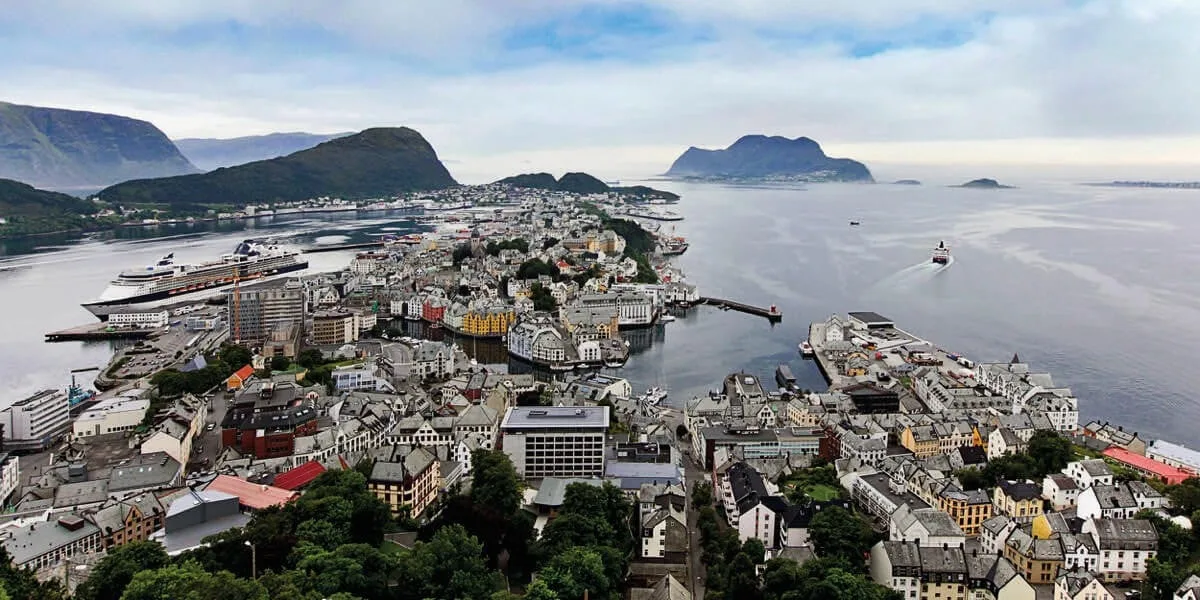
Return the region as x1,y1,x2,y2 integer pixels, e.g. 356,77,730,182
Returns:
641,386,669,406
604,359,626,368
660,314,676,323
799,341,815,357
931,241,950,265
849,220,861,226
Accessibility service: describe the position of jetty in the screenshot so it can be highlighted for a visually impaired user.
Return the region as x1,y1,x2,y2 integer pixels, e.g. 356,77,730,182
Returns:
699,297,782,323
303,241,385,254
46,323,157,342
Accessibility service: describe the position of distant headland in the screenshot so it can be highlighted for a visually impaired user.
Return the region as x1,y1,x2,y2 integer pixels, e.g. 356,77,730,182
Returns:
955,178,1014,189
664,135,873,183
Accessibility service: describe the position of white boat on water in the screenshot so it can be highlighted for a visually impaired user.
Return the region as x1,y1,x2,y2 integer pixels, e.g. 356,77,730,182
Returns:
641,386,668,406
932,241,950,264
799,341,814,357
660,314,676,323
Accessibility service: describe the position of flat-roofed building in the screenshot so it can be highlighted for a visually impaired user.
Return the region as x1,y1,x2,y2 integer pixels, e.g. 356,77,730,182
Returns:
500,406,610,478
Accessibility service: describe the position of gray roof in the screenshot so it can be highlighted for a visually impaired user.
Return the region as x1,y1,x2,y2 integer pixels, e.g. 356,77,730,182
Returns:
109,452,181,492
919,544,967,574
501,406,609,430
532,477,604,507
53,479,110,509
881,540,922,568
894,506,965,538
1090,518,1158,547
369,447,437,484
3,515,101,565
150,512,251,555
1077,459,1113,478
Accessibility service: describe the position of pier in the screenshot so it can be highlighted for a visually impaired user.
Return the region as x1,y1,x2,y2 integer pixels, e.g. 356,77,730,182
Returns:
46,324,157,342
699,297,782,323
302,241,385,254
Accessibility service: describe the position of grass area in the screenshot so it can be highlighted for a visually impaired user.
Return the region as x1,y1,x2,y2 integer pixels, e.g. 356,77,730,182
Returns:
804,484,842,502
379,540,406,556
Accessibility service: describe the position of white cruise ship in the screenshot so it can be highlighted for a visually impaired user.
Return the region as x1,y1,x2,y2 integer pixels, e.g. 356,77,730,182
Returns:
82,240,308,320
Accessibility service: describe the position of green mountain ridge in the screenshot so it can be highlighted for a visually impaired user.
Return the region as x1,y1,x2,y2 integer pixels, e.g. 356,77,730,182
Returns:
0,101,199,188
97,127,458,206
495,172,679,199
0,177,99,236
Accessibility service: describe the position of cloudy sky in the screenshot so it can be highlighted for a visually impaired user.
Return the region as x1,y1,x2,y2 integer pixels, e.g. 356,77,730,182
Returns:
2,0,1199,181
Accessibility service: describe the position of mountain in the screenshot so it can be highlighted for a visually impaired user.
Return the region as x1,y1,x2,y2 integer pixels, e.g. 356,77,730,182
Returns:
957,178,1013,189
665,135,873,182
174,132,354,171
0,177,99,237
495,172,679,200
0,101,198,188
97,127,458,206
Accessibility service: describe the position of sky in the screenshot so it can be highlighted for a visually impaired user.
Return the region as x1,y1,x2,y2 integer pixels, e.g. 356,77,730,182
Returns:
2,0,1200,182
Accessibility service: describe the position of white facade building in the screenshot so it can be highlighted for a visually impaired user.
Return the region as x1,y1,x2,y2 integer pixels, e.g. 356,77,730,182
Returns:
72,395,149,437
108,310,170,328
0,453,19,504
1,389,70,450
499,406,609,478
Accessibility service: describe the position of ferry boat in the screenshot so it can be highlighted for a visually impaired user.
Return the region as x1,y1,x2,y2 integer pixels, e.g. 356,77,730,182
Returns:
641,386,668,406
931,241,950,265
799,341,815,357
660,236,689,256
82,240,308,320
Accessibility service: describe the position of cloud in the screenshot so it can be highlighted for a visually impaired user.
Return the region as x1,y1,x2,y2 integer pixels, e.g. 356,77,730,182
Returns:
1,0,1199,180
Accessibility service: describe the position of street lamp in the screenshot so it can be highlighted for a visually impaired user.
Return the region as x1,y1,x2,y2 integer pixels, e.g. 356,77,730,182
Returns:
245,540,257,580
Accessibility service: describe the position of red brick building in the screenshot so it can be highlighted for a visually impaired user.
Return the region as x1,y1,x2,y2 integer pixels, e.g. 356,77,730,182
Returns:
422,298,447,323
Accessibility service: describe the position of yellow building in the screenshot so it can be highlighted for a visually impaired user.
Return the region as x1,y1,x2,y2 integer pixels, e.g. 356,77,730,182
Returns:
1004,528,1063,585
972,426,989,454
367,447,439,518
993,480,1045,523
938,486,993,537
462,308,515,337
901,425,941,458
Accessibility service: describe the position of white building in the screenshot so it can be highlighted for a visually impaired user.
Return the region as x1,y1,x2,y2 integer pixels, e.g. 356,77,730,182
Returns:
1,514,103,571
888,504,966,547
499,406,609,478
72,395,149,438
1148,440,1200,474
108,310,170,328
1083,518,1158,583
1077,482,1166,521
0,453,19,505
0,389,70,450
641,503,687,559
1064,459,1114,490
1042,474,1081,512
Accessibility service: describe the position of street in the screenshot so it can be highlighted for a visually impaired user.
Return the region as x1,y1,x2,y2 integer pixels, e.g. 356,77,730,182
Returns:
680,437,708,600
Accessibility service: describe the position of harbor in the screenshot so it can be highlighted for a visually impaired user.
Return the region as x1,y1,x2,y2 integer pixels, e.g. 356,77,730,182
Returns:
45,323,159,342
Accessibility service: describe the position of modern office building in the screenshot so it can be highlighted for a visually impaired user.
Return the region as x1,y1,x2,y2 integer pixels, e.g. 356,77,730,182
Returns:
1,389,70,451
228,279,306,342
500,406,610,478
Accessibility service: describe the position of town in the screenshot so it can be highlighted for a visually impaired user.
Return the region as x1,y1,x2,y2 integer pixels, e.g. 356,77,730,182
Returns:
2,189,1200,600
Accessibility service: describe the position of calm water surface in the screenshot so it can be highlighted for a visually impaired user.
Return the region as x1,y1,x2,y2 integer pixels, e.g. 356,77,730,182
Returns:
2,183,1198,446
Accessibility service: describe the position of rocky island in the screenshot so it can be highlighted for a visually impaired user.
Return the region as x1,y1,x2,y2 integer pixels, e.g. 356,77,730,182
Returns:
957,178,1014,189
893,179,921,185
96,127,459,206
0,101,198,189
665,134,873,182
496,172,679,200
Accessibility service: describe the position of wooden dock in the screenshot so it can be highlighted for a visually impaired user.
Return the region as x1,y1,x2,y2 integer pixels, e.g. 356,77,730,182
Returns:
699,297,782,323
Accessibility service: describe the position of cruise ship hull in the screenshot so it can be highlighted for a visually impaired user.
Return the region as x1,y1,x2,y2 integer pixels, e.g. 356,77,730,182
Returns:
82,261,309,320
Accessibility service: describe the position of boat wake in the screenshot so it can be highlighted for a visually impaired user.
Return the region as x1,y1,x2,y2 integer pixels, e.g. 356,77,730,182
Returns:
866,256,954,294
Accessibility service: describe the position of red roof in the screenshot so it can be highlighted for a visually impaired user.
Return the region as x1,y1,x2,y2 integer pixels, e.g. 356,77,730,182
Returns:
1103,447,1192,484
229,365,254,383
205,474,298,510
273,460,327,491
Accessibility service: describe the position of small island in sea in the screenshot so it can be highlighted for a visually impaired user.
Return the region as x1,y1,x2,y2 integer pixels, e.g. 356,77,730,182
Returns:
893,179,921,185
956,178,1014,189
1087,181,1200,189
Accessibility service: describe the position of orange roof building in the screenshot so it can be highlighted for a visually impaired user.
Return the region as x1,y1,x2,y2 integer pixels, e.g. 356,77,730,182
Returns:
1103,446,1192,485
226,365,255,391
204,474,297,510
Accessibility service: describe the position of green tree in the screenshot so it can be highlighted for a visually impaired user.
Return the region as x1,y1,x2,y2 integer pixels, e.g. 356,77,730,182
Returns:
75,541,170,600
218,345,253,371
1167,478,1200,515
692,481,714,508
523,579,560,600
470,450,522,516
395,525,500,600
539,547,610,600
297,348,326,369
742,538,766,565
529,283,557,312
295,519,348,552
725,553,763,600
808,506,873,569
269,355,290,372
1026,431,1073,476
0,548,65,600
118,561,267,600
